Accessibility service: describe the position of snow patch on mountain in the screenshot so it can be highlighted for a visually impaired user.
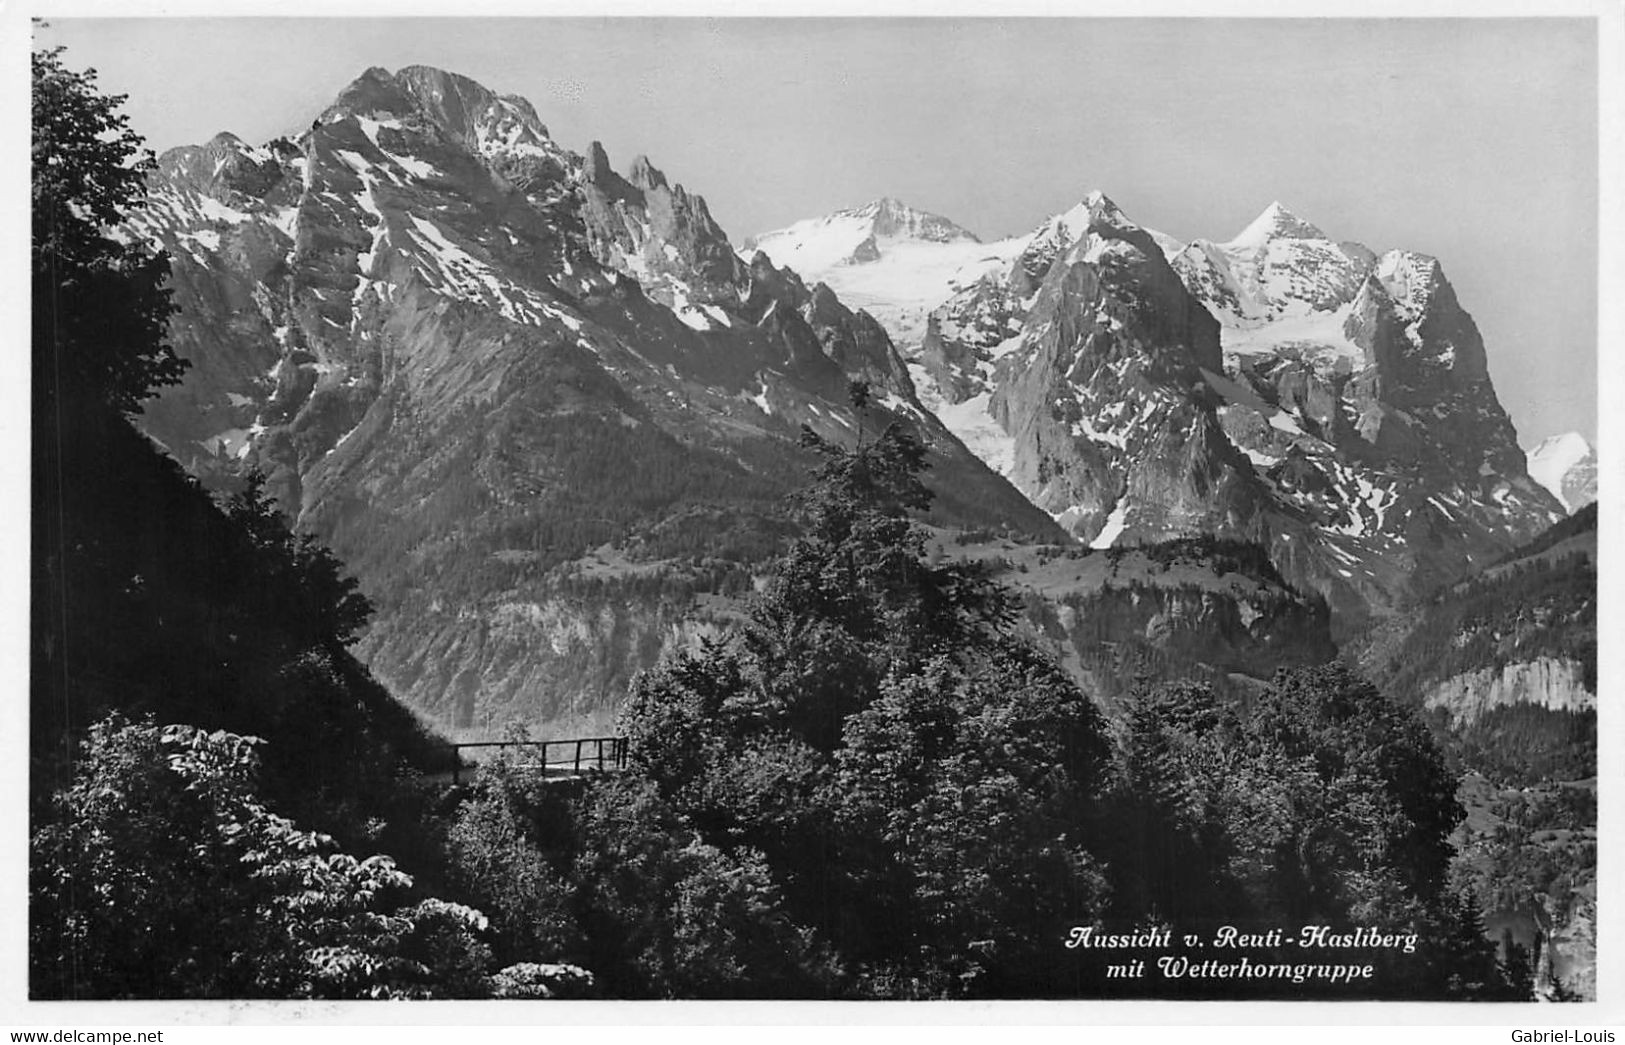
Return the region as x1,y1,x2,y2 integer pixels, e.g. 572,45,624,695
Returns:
746,197,978,270
1222,302,1362,364
795,238,1026,353
1527,432,1597,513
746,199,1013,352
1090,499,1130,549
908,362,1016,477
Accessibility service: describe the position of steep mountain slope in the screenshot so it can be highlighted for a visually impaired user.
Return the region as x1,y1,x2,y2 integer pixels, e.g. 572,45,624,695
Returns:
126,65,1063,735
1526,432,1597,513
875,194,1562,628
33,396,455,841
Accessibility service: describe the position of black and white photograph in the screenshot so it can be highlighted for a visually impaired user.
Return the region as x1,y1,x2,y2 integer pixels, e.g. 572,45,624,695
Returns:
15,2,1617,1023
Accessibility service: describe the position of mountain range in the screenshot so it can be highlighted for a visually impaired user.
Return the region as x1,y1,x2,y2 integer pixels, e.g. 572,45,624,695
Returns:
750,193,1566,630
118,66,1106,735
126,64,1569,735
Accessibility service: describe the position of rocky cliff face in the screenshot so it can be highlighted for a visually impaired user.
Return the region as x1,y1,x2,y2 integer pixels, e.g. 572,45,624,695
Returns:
911,196,1562,630
125,65,1062,735
1423,657,1594,727
1034,565,1336,710
941,532,1336,713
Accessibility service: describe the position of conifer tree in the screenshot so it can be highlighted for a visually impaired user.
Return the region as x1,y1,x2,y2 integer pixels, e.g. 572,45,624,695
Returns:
32,43,186,416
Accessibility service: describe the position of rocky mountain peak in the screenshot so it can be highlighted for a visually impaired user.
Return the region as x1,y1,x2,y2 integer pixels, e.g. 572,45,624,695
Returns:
1373,249,1445,319
324,65,419,123
1008,190,1160,293
578,143,743,304
1082,189,1127,225
583,140,615,184
1225,200,1328,247
1345,252,1494,398
626,154,669,192
153,128,287,199
322,65,558,161
858,197,979,244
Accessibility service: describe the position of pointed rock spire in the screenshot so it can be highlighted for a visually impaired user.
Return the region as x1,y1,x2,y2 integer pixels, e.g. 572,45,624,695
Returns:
584,140,614,184
627,155,668,192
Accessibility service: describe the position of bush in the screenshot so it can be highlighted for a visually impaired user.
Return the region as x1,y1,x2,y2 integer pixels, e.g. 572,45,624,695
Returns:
31,714,492,999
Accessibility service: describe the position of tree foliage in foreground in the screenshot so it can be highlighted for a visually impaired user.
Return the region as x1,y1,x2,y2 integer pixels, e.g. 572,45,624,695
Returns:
31,716,491,1000
29,42,435,836
434,414,1520,999
609,419,1114,996
1106,668,1530,999
29,43,476,1001
32,44,185,416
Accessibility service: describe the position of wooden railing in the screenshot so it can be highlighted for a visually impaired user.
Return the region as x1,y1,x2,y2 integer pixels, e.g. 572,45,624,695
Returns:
449,736,628,785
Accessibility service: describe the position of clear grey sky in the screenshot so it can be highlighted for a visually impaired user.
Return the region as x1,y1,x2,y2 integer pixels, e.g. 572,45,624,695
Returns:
35,16,1599,448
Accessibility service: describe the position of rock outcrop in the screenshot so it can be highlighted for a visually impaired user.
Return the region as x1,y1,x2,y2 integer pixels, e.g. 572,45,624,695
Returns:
1423,657,1594,727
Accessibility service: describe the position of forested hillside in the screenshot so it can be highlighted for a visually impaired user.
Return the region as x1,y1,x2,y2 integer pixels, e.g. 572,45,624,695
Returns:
1351,503,1595,784
1348,505,1597,998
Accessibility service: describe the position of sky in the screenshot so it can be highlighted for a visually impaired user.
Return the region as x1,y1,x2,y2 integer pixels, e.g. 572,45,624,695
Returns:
30,14,1602,448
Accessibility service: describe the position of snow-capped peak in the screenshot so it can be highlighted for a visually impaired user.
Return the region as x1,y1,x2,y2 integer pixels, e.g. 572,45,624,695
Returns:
1025,190,1139,255
744,196,979,273
1224,201,1327,248
1083,189,1115,212
1083,190,1135,232
1527,431,1596,512
861,197,978,243
1373,249,1444,318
